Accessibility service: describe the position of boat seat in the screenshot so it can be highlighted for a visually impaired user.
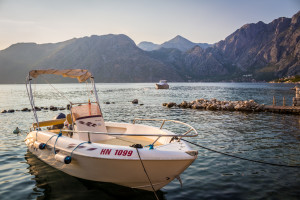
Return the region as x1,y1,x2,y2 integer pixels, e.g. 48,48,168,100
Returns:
32,118,66,128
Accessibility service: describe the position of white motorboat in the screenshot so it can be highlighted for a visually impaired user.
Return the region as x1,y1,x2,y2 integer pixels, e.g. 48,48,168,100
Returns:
155,80,169,89
25,69,198,192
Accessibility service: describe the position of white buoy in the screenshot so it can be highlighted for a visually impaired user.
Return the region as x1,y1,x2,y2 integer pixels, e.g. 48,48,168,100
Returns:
34,141,41,149
55,153,72,164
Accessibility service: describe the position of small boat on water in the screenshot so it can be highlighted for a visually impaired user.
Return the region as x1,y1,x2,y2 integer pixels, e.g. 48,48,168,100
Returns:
155,80,169,89
25,69,198,191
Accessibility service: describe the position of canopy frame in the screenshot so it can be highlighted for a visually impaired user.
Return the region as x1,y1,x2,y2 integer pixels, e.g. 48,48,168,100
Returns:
26,69,102,130
28,69,92,83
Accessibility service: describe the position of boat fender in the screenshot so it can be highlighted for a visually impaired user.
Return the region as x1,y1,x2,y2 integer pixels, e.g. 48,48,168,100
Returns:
55,154,72,164
33,141,40,149
39,143,46,150
64,156,72,164
33,141,45,149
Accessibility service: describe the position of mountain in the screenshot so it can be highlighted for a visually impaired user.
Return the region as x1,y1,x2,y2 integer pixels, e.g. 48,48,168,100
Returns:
160,35,211,51
176,11,300,81
0,11,299,83
138,35,212,52
0,34,183,83
137,41,160,51
147,11,300,81
210,11,300,80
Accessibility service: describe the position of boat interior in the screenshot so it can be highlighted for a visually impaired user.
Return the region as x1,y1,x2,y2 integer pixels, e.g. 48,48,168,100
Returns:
32,114,167,147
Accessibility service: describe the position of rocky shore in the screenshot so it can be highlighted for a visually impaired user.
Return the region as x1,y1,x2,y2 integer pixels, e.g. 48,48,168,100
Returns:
163,98,265,112
1,99,142,114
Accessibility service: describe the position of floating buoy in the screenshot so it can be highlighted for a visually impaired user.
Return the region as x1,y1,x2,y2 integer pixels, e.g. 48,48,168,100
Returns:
55,154,72,164
13,127,20,134
132,99,138,104
33,141,46,149
39,143,46,150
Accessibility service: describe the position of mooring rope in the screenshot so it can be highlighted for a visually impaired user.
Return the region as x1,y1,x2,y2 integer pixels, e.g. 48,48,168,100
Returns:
181,139,300,168
133,145,159,200
41,75,73,104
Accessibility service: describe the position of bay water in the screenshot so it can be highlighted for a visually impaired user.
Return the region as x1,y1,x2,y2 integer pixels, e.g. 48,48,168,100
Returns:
0,82,299,200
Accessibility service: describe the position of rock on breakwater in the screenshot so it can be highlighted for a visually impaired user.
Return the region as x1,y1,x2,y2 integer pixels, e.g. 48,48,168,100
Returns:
163,98,265,112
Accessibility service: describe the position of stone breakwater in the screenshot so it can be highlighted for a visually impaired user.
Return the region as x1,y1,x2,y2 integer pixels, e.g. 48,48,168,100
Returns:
163,98,265,112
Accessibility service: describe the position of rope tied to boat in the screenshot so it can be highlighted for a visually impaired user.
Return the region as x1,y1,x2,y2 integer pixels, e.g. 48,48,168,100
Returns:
181,139,300,168
70,141,91,157
37,130,63,152
131,144,159,200
144,144,154,150
58,141,91,165
53,131,63,154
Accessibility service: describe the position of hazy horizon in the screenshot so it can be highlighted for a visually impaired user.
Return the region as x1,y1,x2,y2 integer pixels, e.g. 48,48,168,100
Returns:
0,0,299,50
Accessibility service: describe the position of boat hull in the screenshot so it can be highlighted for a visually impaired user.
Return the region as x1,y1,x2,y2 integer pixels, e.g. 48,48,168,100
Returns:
25,129,197,191
155,84,169,89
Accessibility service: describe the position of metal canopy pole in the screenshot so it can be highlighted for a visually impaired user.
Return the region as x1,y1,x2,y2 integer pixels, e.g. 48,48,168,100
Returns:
26,75,40,129
91,77,104,117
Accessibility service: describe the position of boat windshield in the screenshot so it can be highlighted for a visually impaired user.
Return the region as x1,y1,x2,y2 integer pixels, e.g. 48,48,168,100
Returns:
159,80,167,83
71,103,102,121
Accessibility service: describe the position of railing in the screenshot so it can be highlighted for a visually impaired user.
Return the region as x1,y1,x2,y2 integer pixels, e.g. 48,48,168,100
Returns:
32,118,198,144
132,118,198,142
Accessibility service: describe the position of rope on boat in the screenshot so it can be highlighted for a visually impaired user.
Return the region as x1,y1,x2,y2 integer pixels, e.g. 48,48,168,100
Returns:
53,132,62,154
181,139,300,168
38,131,63,151
70,141,91,157
131,144,159,200
40,75,73,104
45,134,59,146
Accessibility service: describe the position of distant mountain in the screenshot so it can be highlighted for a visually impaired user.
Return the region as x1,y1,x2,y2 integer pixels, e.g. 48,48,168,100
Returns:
0,34,183,83
161,35,211,51
147,11,300,81
138,35,212,52
137,41,160,51
210,10,300,80
0,11,299,83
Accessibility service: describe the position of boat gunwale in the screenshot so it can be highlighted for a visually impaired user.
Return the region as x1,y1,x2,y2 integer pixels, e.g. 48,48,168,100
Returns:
27,130,196,161
30,119,198,138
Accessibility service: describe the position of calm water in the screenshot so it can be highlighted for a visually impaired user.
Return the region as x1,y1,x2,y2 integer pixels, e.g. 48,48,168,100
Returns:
0,82,300,200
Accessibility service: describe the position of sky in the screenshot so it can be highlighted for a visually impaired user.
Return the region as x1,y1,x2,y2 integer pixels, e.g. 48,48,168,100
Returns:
0,0,299,50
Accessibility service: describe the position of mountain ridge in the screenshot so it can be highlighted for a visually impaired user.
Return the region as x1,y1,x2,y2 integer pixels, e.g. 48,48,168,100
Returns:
0,11,299,83
138,35,212,52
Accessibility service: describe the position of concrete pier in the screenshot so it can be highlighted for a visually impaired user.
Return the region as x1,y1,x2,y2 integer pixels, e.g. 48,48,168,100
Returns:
264,105,300,114
293,87,300,106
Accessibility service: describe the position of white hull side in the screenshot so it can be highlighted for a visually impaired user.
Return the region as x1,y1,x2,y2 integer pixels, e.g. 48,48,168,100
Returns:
25,130,197,191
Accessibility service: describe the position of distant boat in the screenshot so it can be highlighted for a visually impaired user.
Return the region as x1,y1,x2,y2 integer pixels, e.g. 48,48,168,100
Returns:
155,80,169,89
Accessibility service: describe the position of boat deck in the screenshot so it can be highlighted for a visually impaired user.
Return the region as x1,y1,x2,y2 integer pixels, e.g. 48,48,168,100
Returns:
47,129,164,147
96,136,162,147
